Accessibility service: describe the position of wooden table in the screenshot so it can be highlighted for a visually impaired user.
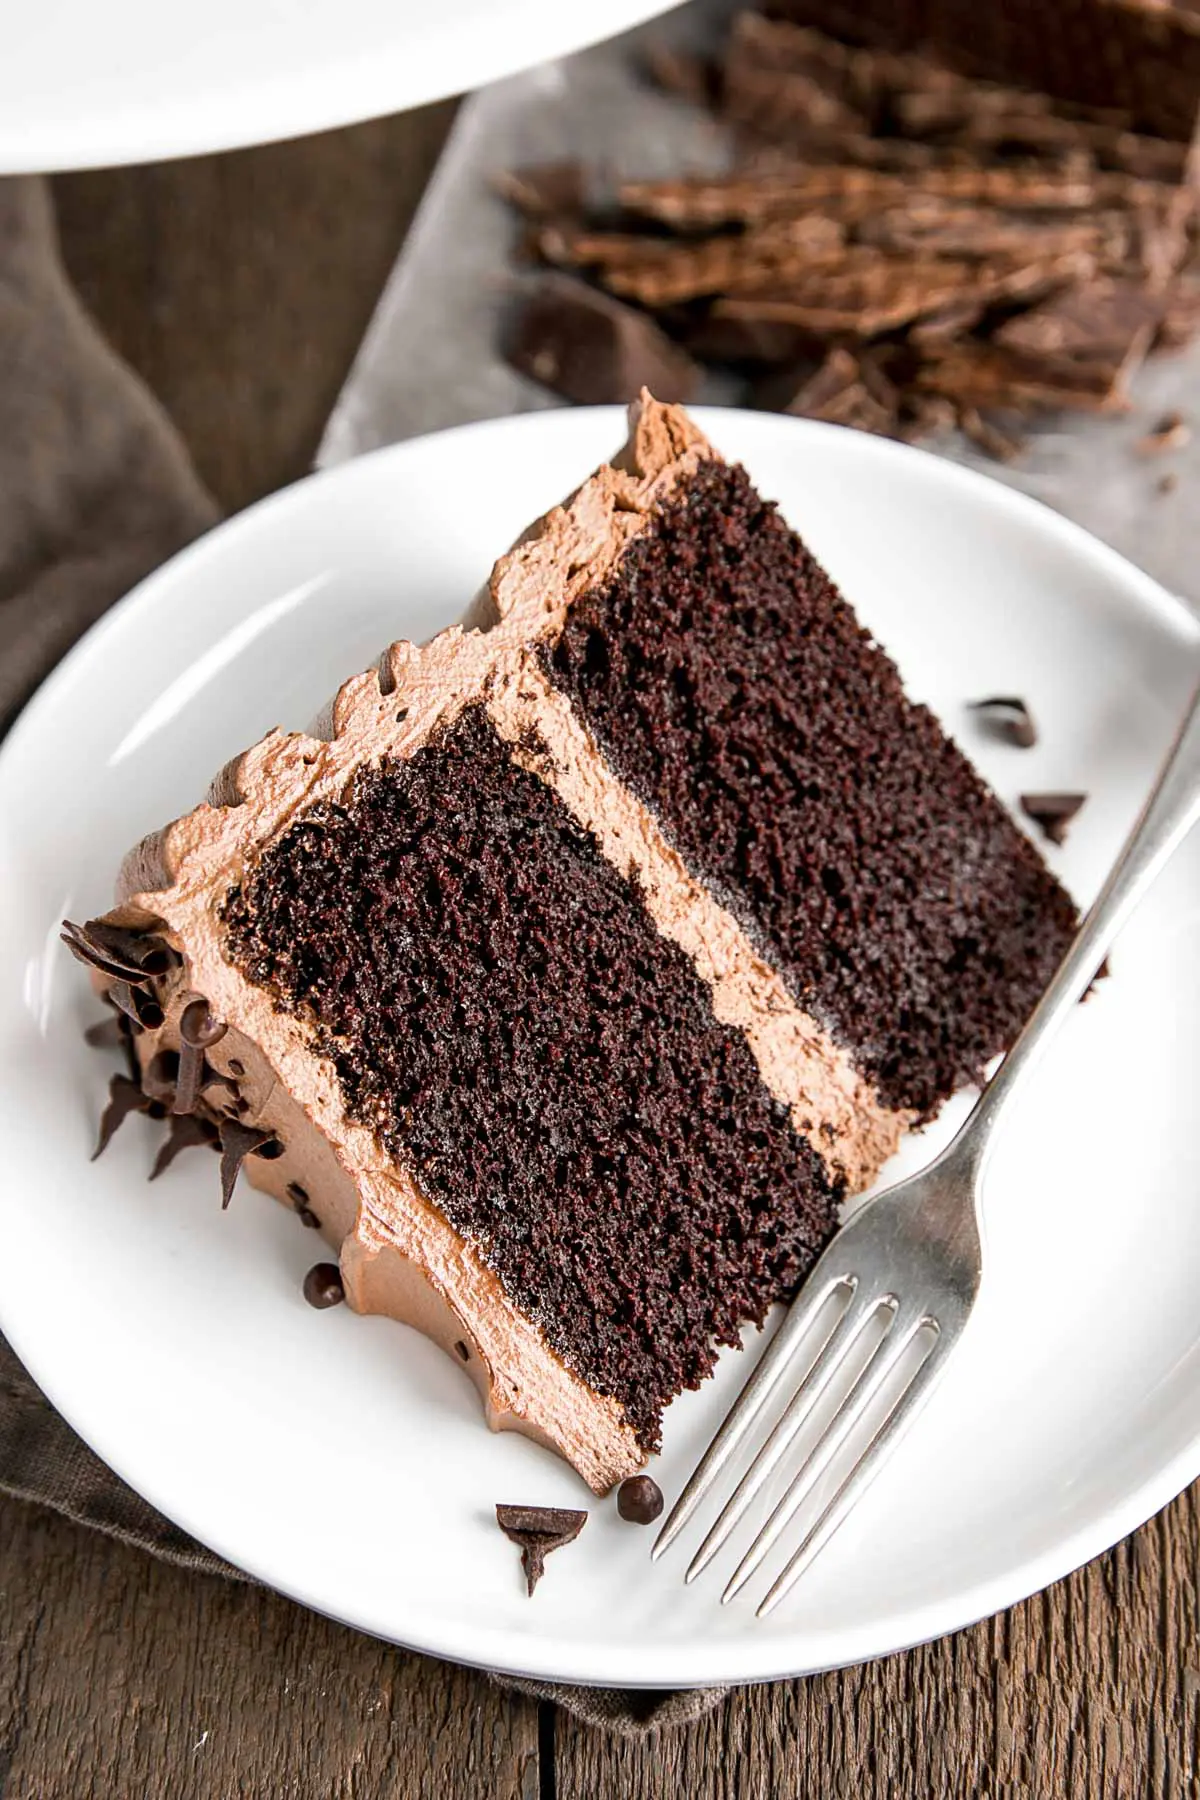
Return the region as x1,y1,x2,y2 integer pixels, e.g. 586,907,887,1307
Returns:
1,106,1199,1799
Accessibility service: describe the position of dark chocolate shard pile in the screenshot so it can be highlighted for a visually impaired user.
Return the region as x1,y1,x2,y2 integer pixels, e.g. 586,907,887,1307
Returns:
495,1503,588,1596
498,9,1200,450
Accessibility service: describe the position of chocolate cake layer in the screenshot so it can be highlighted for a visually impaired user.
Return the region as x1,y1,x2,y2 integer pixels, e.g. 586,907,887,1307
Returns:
223,704,841,1449
546,457,1079,1119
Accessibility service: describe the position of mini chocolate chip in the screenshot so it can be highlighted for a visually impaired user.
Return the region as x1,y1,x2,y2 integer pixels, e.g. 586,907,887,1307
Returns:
303,1263,345,1309
495,1504,587,1596
287,1181,321,1229
252,1137,285,1161
969,696,1037,749
616,1475,664,1525
454,1340,471,1362
180,998,228,1050
1020,791,1087,846
228,1058,246,1077
61,919,156,985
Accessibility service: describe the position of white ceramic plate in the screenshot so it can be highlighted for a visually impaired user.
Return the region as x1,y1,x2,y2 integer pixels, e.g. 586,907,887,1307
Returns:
0,0,678,174
1,409,1198,1690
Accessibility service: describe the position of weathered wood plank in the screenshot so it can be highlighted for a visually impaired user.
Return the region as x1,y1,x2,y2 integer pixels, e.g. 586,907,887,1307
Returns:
0,1497,539,1800
556,1487,1200,1799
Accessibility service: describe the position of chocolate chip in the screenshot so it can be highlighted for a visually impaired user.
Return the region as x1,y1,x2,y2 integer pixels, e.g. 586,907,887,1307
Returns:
495,1504,587,1596
1020,791,1087,845
92,1074,152,1160
286,1181,322,1229
303,1263,345,1309
969,696,1037,749
616,1475,664,1525
217,1119,273,1208
150,1112,219,1180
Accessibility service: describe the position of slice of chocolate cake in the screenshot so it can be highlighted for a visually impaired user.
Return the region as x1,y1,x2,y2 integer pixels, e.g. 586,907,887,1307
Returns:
68,395,1077,1492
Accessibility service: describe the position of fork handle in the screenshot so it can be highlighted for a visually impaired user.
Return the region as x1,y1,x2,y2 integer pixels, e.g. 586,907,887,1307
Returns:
959,676,1200,1184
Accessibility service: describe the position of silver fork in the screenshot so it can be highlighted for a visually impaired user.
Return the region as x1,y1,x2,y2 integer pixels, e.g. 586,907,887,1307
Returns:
654,677,1200,1618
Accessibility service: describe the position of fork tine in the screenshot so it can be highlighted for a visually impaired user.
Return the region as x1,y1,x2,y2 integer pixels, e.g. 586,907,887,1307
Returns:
651,1272,855,1562
685,1290,896,1584
755,1324,950,1617
722,1309,935,1605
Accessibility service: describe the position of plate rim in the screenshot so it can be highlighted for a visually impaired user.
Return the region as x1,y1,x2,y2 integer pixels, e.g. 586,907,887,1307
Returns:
2,404,1199,1688
0,0,681,175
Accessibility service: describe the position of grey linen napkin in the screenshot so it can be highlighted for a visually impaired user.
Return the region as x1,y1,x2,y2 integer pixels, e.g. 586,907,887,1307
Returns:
0,174,725,1736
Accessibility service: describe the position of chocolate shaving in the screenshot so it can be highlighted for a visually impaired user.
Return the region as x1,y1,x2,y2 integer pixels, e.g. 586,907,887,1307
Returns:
83,1016,125,1051
150,1112,220,1180
993,278,1162,361
492,161,586,221
956,405,1025,462
287,1181,322,1229
173,1042,206,1115
1136,411,1191,454
643,40,716,108
218,1118,274,1209
61,918,155,986
916,342,1131,413
496,11,1200,457
970,696,1038,748
92,1074,153,1160
1020,792,1088,845
541,217,845,309
142,1050,181,1103
505,274,699,406
495,1504,587,1596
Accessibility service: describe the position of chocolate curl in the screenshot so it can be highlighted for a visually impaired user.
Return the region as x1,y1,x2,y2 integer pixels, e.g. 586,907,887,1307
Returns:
61,918,176,983
174,999,228,1116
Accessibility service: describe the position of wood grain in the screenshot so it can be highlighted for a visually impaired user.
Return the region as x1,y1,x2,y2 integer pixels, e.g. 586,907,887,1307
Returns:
50,103,457,516
556,1486,1200,1799
0,1496,539,1800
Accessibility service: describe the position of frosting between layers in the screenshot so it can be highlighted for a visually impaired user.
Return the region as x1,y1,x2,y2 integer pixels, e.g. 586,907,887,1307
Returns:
107,393,907,1489
487,667,904,1189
